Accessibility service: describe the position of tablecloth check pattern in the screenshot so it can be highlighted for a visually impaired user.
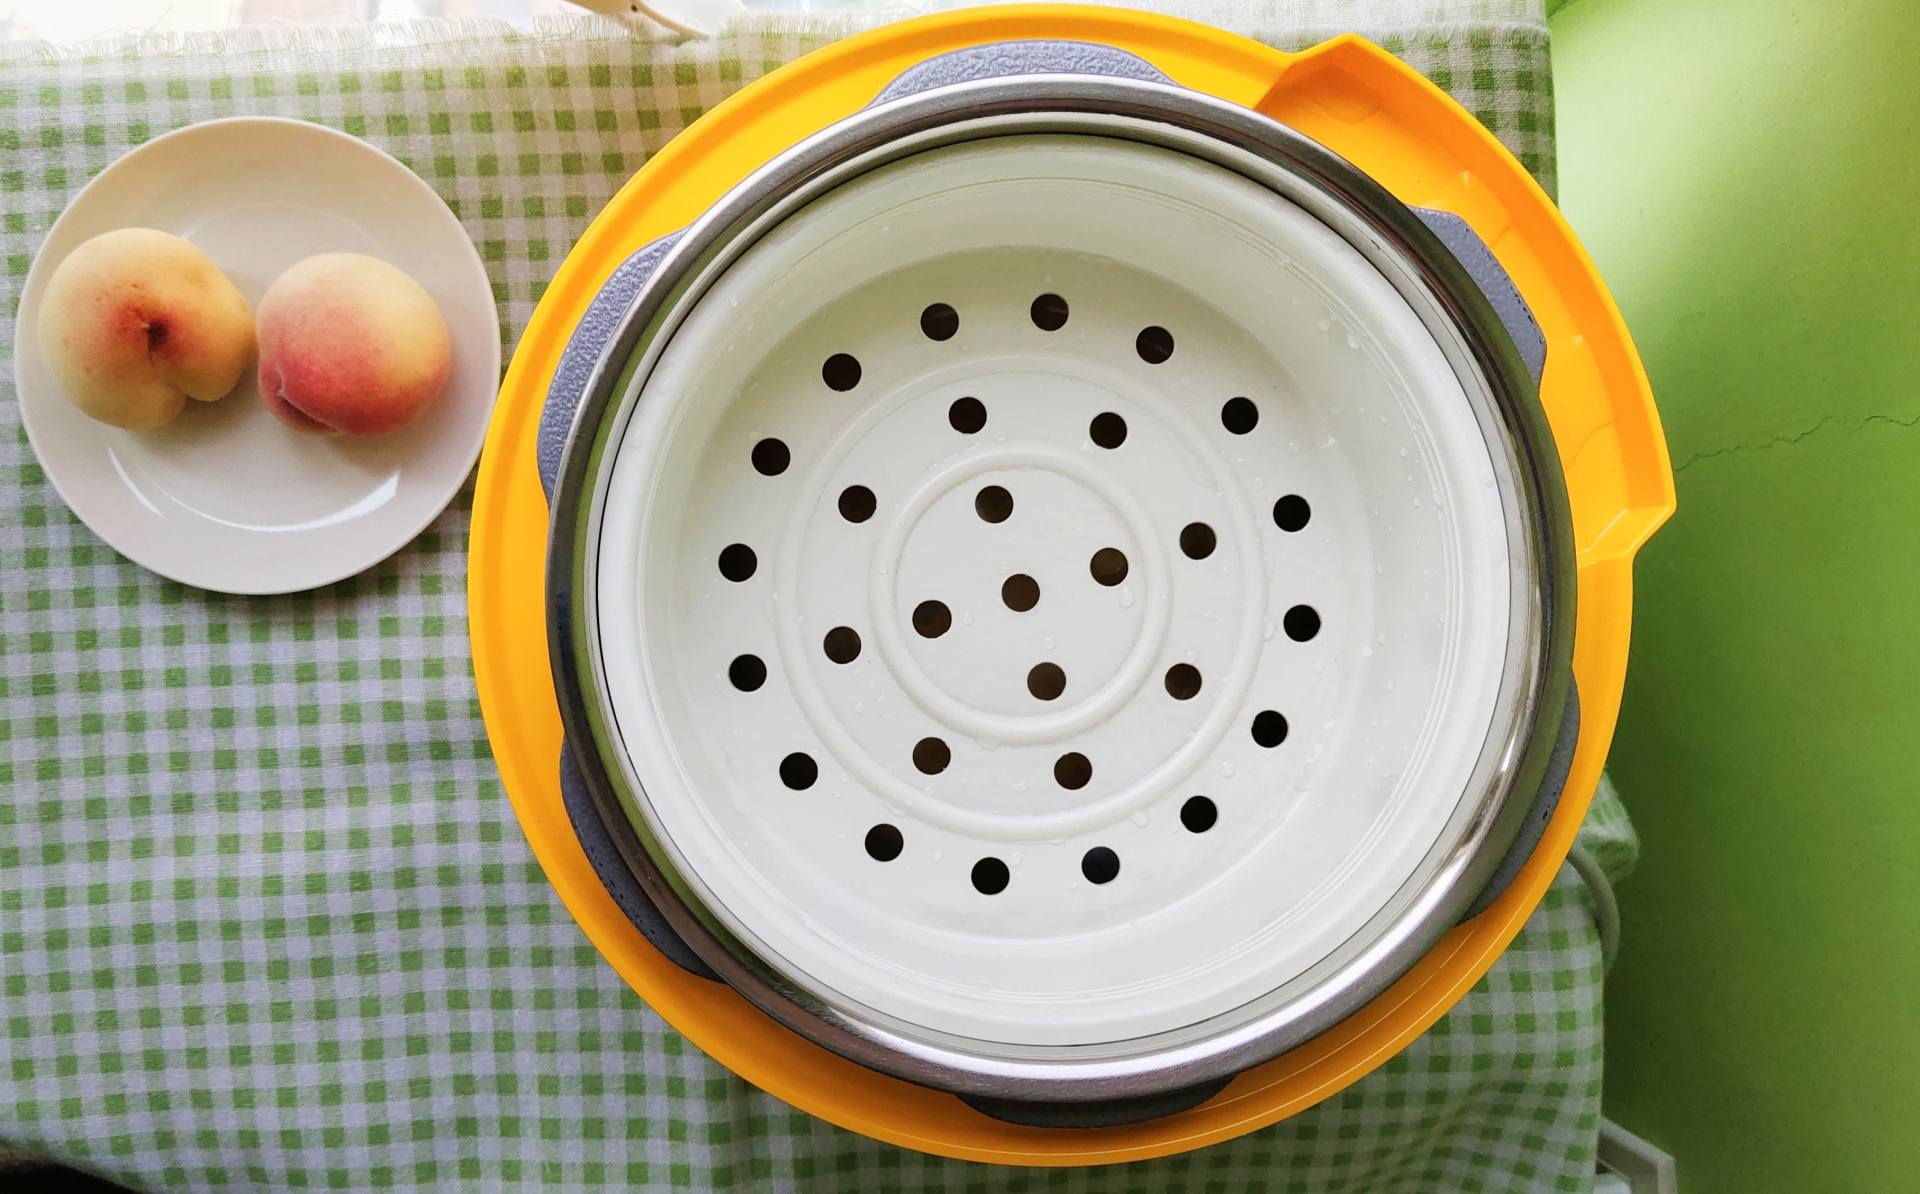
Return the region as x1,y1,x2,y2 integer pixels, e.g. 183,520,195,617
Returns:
0,6,1633,1190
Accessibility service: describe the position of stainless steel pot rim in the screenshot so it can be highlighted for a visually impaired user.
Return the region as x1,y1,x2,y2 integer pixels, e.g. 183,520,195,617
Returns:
546,74,1577,1103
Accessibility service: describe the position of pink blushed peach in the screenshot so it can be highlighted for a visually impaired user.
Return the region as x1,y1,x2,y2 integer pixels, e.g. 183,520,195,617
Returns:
255,253,452,436
36,228,255,430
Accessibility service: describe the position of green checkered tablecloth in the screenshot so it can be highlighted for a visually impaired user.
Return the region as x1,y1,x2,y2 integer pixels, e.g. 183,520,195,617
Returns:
0,5,1637,1190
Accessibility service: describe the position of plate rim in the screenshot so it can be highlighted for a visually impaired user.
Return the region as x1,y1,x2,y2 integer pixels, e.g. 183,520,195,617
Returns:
12,114,500,596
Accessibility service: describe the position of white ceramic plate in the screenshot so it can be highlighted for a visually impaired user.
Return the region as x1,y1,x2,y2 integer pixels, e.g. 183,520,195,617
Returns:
13,117,498,594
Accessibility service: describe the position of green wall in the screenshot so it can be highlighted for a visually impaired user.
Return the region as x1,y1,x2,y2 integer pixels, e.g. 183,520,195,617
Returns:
1552,0,1920,1189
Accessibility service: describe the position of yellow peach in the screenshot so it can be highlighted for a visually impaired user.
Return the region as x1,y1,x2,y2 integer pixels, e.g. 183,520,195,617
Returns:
35,228,255,430
255,253,452,436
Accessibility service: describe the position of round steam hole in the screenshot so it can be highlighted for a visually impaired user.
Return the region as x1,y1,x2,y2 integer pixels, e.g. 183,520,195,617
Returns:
1252,711,1289,748
971,857,1010,895
779,752,817,791
865,823,903,862
1081,846,1120,884
1001,574,1039,612
974,485,1014,524
718,543,756,582
1284,605,1321,642
912,600,952,639
913,737,951,775
838,484,876,523
822,353,862,392
1221,397,1258,434
1030,293,1069,332
728,654,766,692
1164,663,1202,701
1054,752,1092,790
1027,662,1066,701
1180,522,1216,560
948,396,986,434
1180,795,1218,833
1273,495,1311,532
751,437,789,476
920,302,959,342
822,626,861,665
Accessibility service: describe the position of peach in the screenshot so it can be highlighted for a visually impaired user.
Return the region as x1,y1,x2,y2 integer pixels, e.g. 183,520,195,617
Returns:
35,228,255,430
255,253,451,436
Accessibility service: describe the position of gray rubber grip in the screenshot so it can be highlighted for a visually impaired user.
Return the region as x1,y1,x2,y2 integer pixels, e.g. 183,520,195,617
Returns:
1460,684,1580,921
1412,208,1546,384
537,232,683,500
873,40,1172,102
962,1076,1228,1129
558,747,720,981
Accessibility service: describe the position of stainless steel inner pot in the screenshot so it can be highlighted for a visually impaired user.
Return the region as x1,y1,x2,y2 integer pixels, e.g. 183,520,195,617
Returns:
540,59,1577,1116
